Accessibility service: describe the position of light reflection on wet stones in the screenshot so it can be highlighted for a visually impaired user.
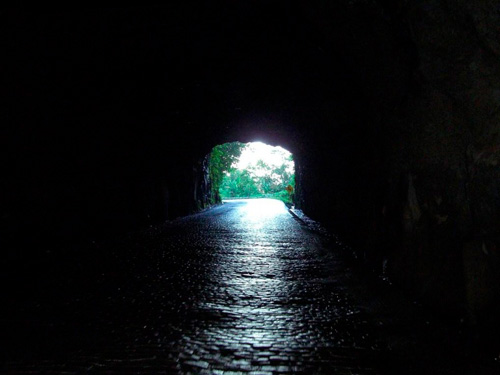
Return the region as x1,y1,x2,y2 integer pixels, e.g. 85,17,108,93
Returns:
3,199,401,373
152,200,381,373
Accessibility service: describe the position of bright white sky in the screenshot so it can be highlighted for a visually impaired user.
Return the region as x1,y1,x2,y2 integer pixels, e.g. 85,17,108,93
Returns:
234,142,294,175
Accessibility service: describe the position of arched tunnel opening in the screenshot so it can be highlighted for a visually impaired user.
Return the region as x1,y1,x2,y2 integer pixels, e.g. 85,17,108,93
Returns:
2,2,500,372
206,141,295,207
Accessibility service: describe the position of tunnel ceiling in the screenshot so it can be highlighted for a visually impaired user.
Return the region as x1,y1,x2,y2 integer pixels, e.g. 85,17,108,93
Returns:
4,0,499,214
4,2,408,157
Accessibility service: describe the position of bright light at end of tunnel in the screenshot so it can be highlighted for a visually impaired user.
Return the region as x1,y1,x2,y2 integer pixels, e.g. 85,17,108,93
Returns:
241,199,288,230
235,142,293,173
244,198,286,217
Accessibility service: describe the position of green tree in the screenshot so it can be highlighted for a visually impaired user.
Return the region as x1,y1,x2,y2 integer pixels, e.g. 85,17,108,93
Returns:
208,142,245,203
213,142,295,205
220,169,260,198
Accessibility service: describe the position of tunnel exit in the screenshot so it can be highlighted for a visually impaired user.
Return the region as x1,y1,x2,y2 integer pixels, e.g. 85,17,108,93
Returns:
208,142,295,206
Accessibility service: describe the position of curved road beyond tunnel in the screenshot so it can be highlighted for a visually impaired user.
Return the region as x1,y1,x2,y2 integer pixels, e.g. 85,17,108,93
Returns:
2,199,497,374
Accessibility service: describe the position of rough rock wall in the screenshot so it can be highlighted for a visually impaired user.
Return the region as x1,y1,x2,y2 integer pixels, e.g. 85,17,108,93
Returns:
194,154,216,211
288,0,500,340
392,0,500,334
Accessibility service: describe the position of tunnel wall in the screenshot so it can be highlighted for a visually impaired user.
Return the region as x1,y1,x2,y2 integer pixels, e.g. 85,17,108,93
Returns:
291,1,500,338
394,1,500,333
2,2,499,342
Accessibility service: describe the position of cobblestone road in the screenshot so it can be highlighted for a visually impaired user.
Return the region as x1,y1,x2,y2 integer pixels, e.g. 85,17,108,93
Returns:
2,199,498,374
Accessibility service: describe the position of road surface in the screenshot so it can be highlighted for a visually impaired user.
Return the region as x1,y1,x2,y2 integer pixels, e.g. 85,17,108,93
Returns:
2,199,497,374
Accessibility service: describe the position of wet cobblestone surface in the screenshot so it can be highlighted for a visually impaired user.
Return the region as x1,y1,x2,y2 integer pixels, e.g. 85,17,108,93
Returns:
2,199,499,374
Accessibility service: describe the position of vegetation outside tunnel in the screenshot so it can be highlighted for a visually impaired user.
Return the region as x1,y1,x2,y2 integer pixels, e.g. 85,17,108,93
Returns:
209,142,295,206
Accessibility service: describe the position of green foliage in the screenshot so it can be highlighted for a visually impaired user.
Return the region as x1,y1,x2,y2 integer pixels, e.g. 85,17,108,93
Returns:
220,169,260,198
210,141,295,206
208,142,245,203
266,190,294,205
219,156,295,205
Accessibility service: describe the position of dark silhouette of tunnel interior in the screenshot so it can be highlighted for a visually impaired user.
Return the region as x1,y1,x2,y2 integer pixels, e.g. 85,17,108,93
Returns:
2,2,500,363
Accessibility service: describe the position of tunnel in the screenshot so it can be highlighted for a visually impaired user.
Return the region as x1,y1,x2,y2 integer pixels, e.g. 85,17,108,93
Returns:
2,2,500,373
